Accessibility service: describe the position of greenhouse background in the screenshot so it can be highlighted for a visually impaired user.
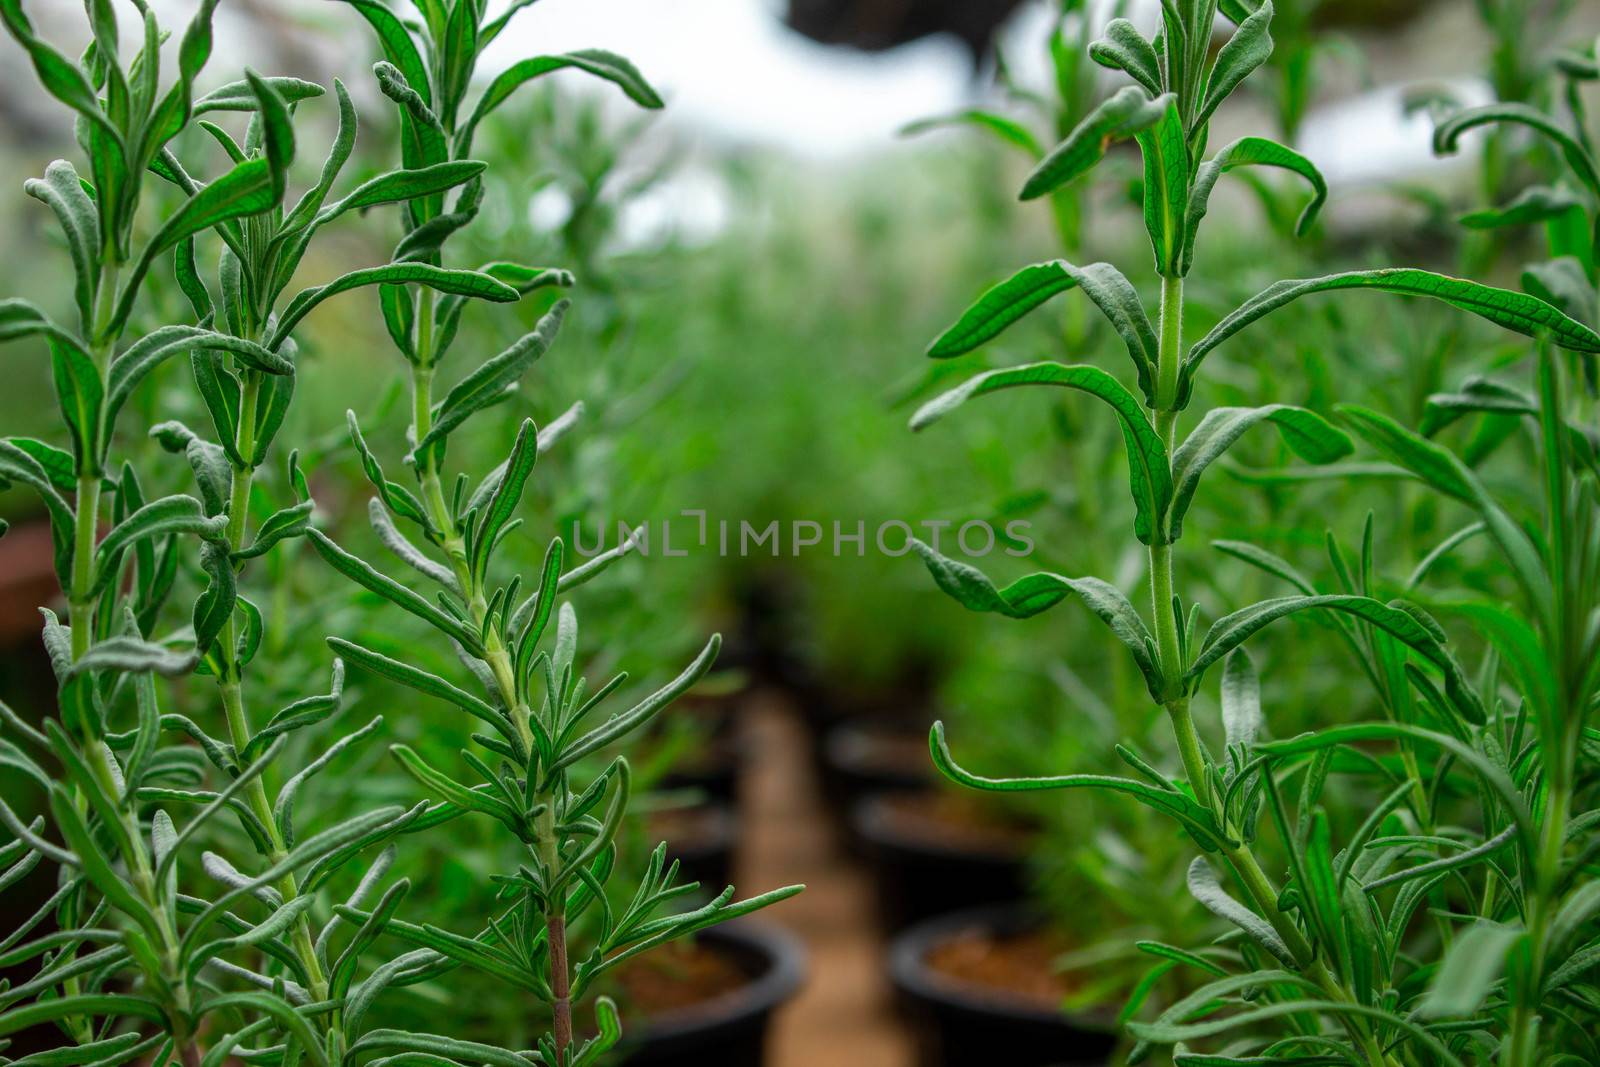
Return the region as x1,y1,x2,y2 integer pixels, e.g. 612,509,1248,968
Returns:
2,1,1599,1065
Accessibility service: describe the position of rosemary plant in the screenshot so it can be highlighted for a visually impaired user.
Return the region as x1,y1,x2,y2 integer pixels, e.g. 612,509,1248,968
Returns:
908,1,1600,1062
0,3,796,1067
306,2,801,1064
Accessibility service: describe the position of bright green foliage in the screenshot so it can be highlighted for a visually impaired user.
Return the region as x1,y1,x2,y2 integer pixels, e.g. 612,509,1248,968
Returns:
912,2,1600,1063
0,3,793,1067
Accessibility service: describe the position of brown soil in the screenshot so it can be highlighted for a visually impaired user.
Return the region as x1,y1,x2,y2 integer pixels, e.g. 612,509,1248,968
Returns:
874,790,1034,855
924,927,1075,1011
610,938,751,1020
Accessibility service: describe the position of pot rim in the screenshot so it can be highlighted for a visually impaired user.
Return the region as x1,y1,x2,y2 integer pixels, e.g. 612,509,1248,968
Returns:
851,790,1031,862
888,905,1114,1032
627,919,806,1041
646,800,738,856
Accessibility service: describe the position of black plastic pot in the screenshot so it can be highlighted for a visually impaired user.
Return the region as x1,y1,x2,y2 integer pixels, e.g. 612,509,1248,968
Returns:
889,907,1117,1067
620,921,806,1067
853,791,1030,931
822,719,935,809
652,802,737,891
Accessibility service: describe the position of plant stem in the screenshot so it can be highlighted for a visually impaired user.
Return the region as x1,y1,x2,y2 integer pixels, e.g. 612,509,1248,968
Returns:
535,803,573,1062
69,262,122,659
1147,270,1397,1067
70,471,101,659
212,369,332,1011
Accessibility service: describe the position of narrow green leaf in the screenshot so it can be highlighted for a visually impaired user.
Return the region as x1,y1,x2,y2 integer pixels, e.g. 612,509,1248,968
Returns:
909,537,1163,699
1184,137,1326,273
270,263,518,351
1169,405,1351,538
1089,19,1163,98
1197,1,1274,128
416,299,567,454
1187,856,1295,965
899,110,1042,157
911,362,1171,543
457,50,664,154
1419,921,1522,1018
307,530,483,653
1434,102,1600,197
1021,87,1172,201
930,722,1223,848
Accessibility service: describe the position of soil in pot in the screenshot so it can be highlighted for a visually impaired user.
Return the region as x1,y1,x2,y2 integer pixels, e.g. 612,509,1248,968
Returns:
645,803,736,891
612,922,805,1067
855,790,1035,930
891,908,1116,1067
821,718,935,816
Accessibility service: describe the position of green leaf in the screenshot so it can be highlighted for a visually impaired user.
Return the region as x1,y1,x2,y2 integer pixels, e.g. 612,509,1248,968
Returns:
314,160,488,228
0,995,167,1037
908,538,1163,700
46,333,103,473
1187,856,1295,965
0,1,124,157
1184,269,1600,402
308,530,483,653
458,50,664,154
930,722,1223,848
193,77,325,114
1336,405,1553,620
1184,137,1326,274
1191,594,1482,721
48,784,163,942
900,110,1043,157
270,263,518,351
554,635,722,773
1261,724,1531,841
1419,921,1522,1018
0,439,76,581
233,500,314,561
1088,19,1163,98
193,539,236,659
107,327,291,432
1220,648,1261,750
1434,102,1600,197
391,744,520,827
113,159,278,335
245,69,296,201
327,637,509,740
93,495,225,594
68,635,198,679
23,160,99,329
469,418,537,583
338,1,430,105
930,259,1160,398
1197,1,1274,129
416,299,568,454
1169,405,1352,538
1021,87,1173,201
282,80,359,234
1134,96,1189,275
1460,185,1586,229
273,717,384,847
911,362,1171,544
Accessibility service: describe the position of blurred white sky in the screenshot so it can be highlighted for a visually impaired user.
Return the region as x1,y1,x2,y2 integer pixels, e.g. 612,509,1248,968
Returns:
478,0,974,156
479,0,1486,183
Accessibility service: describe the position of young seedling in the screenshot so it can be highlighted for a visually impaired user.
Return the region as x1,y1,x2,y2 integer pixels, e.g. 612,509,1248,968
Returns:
908,1,1600,1062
